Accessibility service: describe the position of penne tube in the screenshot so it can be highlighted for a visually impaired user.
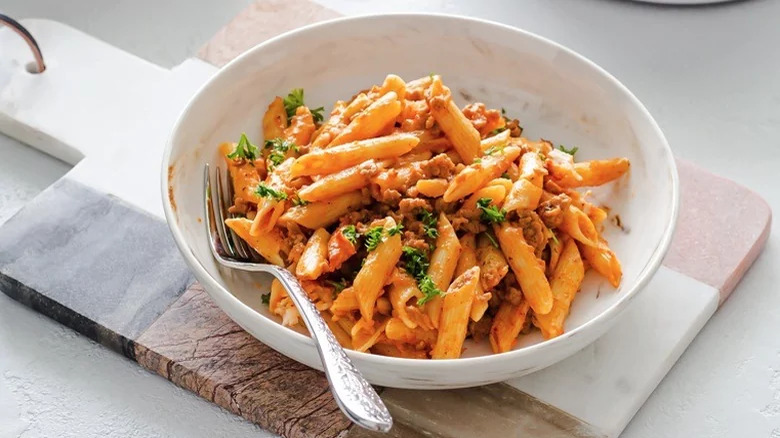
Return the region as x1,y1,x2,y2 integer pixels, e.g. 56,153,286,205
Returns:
456,234,492,322
480,129,511,152
443,145,522,202
280,190,367,229
329,91,404,146
371,342,429,359
295,228,331,280
331,287,359,317
322,311,353,349
388,273,434,330
570,158,630,187
225,218,284,266
487,177,513,193
579,240,622,288
546,231,564,276
385,317,438,346
533,238,585,339
415,178,449,197
352,217,404,333
219,142,265,205
291,133,419,177
503,178,543,212
494,223,553,315
489,299,531,353
559,205,601,248
431,266,479,359
379,74,407,102
429,94,481,164
283,106,316,146
353,318,389,352
297,161,373,202
425,214,462,329
547,148,583,186
461,184,507,211
476,233,509,291
262,97,287,141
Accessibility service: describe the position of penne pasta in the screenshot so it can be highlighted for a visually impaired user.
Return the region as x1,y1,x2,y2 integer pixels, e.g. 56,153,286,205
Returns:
262,97,287,141
476,233,509,291
329,91,404,146
559,205,601,248
533,238,585,339
295,228,331,280
280,190,367,229
425,214,462,329
225,218,284,266
455,234,492,322
571,158,630,187
431,266,479,359
494,223,553,315
443,145,522,202
297,161,373,202
415,178,450,197
429,94,482,164
291,133,419,176
489,299,531,353
579,240,622,288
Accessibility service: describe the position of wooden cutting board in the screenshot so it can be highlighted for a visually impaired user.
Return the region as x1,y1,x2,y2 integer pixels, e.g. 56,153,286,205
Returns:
0,3,771,438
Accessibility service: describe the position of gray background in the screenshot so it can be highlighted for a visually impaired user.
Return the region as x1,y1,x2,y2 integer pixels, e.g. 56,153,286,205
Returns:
1,0,779,437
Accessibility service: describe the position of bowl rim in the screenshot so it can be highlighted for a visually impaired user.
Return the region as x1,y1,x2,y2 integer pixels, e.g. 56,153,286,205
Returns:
161,12,680,372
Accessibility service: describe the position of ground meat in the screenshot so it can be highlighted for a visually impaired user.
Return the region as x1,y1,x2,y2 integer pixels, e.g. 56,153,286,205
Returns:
468,316,493,342
448,210,486,235
503,286,525,306
515,210,547,256
402,233,430,252
537,193,572,229
421,153,456,179
462,103,503,137
399,198,432,214
505,118,523,137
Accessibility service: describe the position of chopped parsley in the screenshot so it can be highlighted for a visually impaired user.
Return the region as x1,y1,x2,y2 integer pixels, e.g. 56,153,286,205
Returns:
226,133,260,161
311,106,325,123
416,275,442,306
473,157,482,164
283,88,324,123
326,279,347,293
401,246,430,279
255,183,287,201
341,225,359,245
476,198,506,224
400,246,442,306
558,144,579,156
283,88,305,118
549,230,560,245
291,196,309,206
488,126,507,137
364,226,385,251
264,137,299,169
484,145,504,156
484,231,500,248
260,293,270,305
418,209,439,240
387,224,404,237
501,172,511,179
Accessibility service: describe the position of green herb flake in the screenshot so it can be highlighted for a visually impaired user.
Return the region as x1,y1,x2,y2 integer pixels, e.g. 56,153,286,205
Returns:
292,196,309,206
260,294,270,305
416,274,443,306
488,126,507,137
264,137,299,169
326,279,347,293
476,197,506,224
364,226,385,252
342,225,359,245
311,106,325,123
473,157,482,164
558,144,579,156
549,230,560,245
255,183,288,201
401,246,430,280
387,224,404,237
500,172,511,179
484,145,504,156
283,88,305,118
418,209,439,240
226,133,260,161
485,231,500,248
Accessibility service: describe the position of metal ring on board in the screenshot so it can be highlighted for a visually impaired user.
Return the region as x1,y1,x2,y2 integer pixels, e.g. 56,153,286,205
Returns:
0,14,46,73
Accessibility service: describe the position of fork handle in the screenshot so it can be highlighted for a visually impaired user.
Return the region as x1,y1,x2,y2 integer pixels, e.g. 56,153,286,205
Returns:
271,268,393,432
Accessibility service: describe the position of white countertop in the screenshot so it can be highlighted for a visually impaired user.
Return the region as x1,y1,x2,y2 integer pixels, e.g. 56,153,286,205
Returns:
1,0,778,436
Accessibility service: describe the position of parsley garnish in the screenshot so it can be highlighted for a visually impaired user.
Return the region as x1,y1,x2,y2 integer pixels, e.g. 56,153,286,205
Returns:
558,145,579,156
484,145,504,156
473,157,482,164
311,106,325,123
476,198,506,224
549,231,559,245
264,137,299,169
416,275,442,306
226,133,260,161
283,88,305,118
488,126,507,137
342,225,359,245
255,183,287,201
326,279,347,293
400,247,442,306
484,231,500,248
501,172,511,179
364,226,385,251
387,224,404,237
261,294,270,305
292,196,309,206
418,209,439,240
402,246,430,279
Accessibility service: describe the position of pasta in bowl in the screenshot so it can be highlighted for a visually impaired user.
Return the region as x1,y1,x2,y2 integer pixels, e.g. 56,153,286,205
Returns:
163,14,678,388
219,74,630,359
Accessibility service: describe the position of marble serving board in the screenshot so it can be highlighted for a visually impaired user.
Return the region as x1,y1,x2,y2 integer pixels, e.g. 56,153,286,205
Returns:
0,4,771,438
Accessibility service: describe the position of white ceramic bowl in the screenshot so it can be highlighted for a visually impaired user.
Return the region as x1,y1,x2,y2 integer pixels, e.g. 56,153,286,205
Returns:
162,14,678,389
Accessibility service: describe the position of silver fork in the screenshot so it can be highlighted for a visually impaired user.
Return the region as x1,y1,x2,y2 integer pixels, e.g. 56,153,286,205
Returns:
203,164,393,433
